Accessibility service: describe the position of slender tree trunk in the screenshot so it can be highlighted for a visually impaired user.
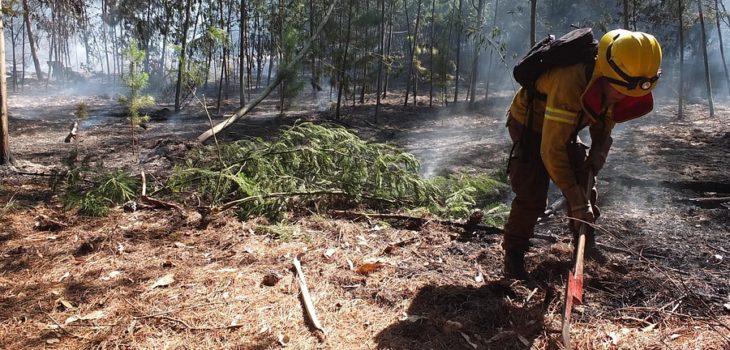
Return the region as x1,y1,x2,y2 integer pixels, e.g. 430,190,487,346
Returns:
0,1,11,165
468,0,487,107
678,0,684,119
428,0,435,107
336,0,353,119
375,0,386,121
240,0,247,107
698,0,715,117
309,0,318,95
21,0,42,81
484,0,499,101
21,21,26,89
10,16,17,92
358,0,370,105
454,0,463,102
404,0,422,106
622,0,630,29
217,0,228,114
101,0,111,79
530,0,537,47
714,0,730,94
175,0,193,112
382,2,393,98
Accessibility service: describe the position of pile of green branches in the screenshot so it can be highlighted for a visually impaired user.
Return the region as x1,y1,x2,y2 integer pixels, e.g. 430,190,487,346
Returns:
51,153,139,217
171,122,508,222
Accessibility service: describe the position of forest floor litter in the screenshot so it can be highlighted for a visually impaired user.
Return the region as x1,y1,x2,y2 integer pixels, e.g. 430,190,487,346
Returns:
1,86,728,349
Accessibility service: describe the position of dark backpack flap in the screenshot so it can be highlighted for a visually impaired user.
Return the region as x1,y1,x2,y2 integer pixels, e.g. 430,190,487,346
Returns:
513,28,598,94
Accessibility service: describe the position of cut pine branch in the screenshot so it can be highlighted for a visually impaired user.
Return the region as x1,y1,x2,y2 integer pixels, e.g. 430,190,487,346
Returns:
197,0,339,143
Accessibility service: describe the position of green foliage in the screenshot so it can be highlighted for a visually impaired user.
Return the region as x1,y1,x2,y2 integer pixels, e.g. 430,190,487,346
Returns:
74,101,90,120
280,27,305,100
52,153,139,217
121,40,155,129
171,123,507,223
425,173,508,220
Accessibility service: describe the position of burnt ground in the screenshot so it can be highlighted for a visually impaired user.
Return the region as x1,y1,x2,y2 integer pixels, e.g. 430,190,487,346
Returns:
0,83,728,349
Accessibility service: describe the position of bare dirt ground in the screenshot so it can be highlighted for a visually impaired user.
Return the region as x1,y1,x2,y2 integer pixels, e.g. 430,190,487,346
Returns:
0,84,728,349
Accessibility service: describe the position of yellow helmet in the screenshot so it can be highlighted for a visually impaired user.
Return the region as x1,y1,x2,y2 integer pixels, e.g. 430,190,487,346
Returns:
595,29,663,97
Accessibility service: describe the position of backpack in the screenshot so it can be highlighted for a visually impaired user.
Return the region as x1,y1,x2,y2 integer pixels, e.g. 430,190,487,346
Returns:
513,27,598,98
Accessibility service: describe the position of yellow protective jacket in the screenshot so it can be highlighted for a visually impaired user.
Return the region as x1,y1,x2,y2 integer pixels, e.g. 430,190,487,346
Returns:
509,62,615,210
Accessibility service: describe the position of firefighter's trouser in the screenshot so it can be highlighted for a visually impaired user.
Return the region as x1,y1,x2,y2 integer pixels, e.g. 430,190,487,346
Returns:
502,115,598,253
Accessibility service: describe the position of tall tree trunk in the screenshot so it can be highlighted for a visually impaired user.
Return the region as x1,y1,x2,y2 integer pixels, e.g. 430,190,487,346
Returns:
622,0,630,29
359,0,370,104
21,0,42,81
0,1,11,165
468,0,487,107
382,2,393,98
375,0,386,121
240,0,247,107
10,16,17,92
697,0,714,118
714,0,730,94
484,0,499,101
454,0,463,102
217,0,228,114
678,0,684,119
21,21,26,89
175,0,193,112
277,0,285,114
336,0,353,119
530,0,537,47
308,0,319,95
404,0,422,106
101,0,111,79
428,0,435,107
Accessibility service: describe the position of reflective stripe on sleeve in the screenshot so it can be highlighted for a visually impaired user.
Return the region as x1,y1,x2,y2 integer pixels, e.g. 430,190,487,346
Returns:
545,107,578,125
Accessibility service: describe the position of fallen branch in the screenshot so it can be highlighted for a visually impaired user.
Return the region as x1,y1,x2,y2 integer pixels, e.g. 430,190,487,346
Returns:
329,210,503,235
139,195,185,213
197,0,340,143
149,315,243,331
293,257,325,337
687,196,730,204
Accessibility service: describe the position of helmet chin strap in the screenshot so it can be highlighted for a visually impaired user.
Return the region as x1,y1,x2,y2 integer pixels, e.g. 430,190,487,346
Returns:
606,42,660,91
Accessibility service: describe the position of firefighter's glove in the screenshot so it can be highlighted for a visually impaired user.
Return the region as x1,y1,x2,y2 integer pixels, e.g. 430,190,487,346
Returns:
585,136,613,174
564,184,594,231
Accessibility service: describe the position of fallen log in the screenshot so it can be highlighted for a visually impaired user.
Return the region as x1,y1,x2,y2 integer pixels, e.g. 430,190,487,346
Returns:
197,0,340,143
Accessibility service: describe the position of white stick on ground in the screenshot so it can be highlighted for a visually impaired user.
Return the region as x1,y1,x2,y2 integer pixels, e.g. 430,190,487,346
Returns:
292,257,325,335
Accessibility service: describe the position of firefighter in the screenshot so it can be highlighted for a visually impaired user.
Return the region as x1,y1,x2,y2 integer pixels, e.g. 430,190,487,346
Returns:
503,30,663,279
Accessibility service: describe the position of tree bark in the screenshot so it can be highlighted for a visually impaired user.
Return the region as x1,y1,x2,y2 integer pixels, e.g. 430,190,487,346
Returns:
713,0,730,94
375,0,386,121
678,0,685,120
484,0,499,101
404,0,422,106
454,0,463,102
21,0,43,81
622,0,630,29
468,0,487,107
697,0,715,118
175,0,193,112
428,0,435,107
240,0,247,107
336,0,353,119
530,0,537,47
0,0,11,165
10,16,16,92
198,0,339,143
382,2,394,98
